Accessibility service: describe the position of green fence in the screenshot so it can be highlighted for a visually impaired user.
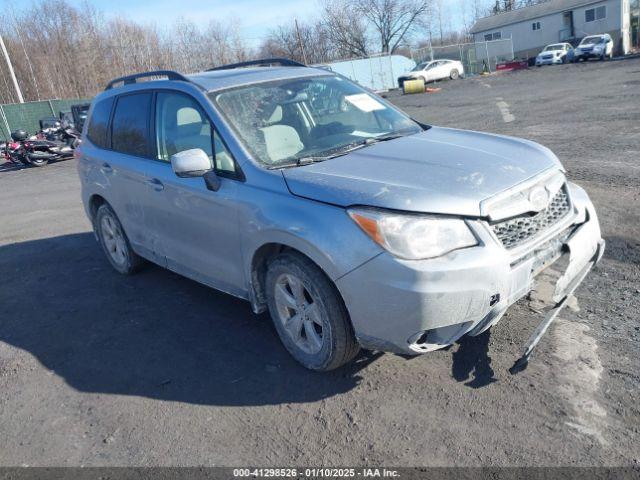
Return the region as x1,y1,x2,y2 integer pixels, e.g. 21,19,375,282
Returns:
0,98,92,141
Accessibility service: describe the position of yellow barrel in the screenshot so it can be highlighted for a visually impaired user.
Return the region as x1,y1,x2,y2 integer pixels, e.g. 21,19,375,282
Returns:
403,78,425,94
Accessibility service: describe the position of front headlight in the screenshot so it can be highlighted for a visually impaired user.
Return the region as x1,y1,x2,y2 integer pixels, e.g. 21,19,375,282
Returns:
348,207,478,260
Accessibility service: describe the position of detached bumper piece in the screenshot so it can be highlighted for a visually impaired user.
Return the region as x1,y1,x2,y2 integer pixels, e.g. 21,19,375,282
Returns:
510,237,605,374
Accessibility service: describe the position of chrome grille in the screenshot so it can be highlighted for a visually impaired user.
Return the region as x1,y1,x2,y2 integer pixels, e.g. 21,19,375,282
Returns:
491,186,571,249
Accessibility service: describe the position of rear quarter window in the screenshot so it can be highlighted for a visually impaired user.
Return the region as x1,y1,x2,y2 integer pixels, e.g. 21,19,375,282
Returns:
111,93,152,157
86,97,114,149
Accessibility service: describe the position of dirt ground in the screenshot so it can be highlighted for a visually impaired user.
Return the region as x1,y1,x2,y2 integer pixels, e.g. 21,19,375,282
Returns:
0,58,638,467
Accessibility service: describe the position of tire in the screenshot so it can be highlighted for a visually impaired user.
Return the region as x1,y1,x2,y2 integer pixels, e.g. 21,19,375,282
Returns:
450,69,459,80
95,204,143,275
28,156,48,167
265,251,360,371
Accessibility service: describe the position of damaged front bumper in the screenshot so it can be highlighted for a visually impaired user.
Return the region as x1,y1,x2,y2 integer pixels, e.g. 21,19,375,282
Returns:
336,182,604,355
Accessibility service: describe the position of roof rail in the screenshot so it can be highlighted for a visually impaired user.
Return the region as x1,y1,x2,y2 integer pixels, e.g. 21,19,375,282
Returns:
104,70,193,91
207,58,305,72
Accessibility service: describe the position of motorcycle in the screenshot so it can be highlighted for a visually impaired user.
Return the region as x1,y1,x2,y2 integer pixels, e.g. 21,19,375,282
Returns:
8,129,75,167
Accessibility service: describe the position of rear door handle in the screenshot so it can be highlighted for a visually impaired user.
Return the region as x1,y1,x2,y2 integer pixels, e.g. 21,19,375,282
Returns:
146,178,164,191
100,162,113,173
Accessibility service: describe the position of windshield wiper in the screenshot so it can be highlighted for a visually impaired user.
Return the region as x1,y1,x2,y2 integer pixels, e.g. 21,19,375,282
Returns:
368,133,405,143
267,156,328,169
268,134,407,169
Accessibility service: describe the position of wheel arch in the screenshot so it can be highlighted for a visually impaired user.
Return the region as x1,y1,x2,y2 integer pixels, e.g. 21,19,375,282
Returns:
88,193,108,221
247,236,343,315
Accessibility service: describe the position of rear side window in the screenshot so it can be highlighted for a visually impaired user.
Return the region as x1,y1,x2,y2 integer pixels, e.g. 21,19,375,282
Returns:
111,93,152,157
86,97,114,149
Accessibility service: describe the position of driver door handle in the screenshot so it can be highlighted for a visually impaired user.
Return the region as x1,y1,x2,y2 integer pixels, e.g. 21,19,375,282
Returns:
146,178,164,191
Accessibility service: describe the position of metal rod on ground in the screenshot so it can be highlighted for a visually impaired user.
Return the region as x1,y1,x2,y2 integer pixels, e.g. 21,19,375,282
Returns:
509,258,597,375
0,33,24,103
294,19,308,65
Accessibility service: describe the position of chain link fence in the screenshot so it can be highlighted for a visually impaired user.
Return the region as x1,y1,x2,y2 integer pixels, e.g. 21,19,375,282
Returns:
411,38,515,75
0,98,92,141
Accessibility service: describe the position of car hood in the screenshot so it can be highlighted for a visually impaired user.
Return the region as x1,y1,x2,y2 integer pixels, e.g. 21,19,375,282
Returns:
282,126,562,217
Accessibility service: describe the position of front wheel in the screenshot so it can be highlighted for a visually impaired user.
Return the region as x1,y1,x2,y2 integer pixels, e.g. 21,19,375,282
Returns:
265,252,360,371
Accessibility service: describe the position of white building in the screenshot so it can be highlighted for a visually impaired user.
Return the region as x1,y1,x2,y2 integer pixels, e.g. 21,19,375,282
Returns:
470,0,632,60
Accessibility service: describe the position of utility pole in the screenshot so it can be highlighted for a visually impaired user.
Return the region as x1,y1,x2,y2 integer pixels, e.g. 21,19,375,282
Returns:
294,19,308,65
11,10,40,101
0,33,24,103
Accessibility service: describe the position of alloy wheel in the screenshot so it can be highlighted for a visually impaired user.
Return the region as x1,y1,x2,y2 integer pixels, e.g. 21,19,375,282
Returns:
273,273,324,355
100,214,128,267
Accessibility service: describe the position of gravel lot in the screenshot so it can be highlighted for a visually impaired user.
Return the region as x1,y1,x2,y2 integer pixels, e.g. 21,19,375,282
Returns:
1,58,639,467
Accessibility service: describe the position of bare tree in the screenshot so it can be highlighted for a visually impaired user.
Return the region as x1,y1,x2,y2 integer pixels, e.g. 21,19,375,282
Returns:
355,0,429,53
260,20,333,64
320,0,369,57
0,0,255,103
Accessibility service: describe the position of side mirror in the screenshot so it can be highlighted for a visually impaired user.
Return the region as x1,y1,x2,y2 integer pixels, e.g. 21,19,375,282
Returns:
170,148,212,178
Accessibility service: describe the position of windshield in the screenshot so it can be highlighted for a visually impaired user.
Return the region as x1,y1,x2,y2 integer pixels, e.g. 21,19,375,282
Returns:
211,75,422,167
411,62,428,71
543,44,564,51
580,36,603,45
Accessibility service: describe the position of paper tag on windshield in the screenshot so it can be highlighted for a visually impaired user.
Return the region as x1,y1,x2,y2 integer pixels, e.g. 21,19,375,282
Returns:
345,94,385,112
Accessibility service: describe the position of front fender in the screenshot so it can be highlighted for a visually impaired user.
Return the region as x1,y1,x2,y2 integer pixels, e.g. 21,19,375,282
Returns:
238,185,384,311
241,194,383,281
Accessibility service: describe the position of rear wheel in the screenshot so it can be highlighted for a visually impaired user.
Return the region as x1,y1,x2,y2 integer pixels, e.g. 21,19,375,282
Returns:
450,69,459,80
265,252,359,371
95,204,143,275
28,156,48,167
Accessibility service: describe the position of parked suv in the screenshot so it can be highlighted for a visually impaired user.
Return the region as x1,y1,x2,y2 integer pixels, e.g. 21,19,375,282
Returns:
574,34,614,61
78,59,604,371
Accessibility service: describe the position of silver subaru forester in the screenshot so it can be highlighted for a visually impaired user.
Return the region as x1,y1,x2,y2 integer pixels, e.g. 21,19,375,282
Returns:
78,59,604,371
